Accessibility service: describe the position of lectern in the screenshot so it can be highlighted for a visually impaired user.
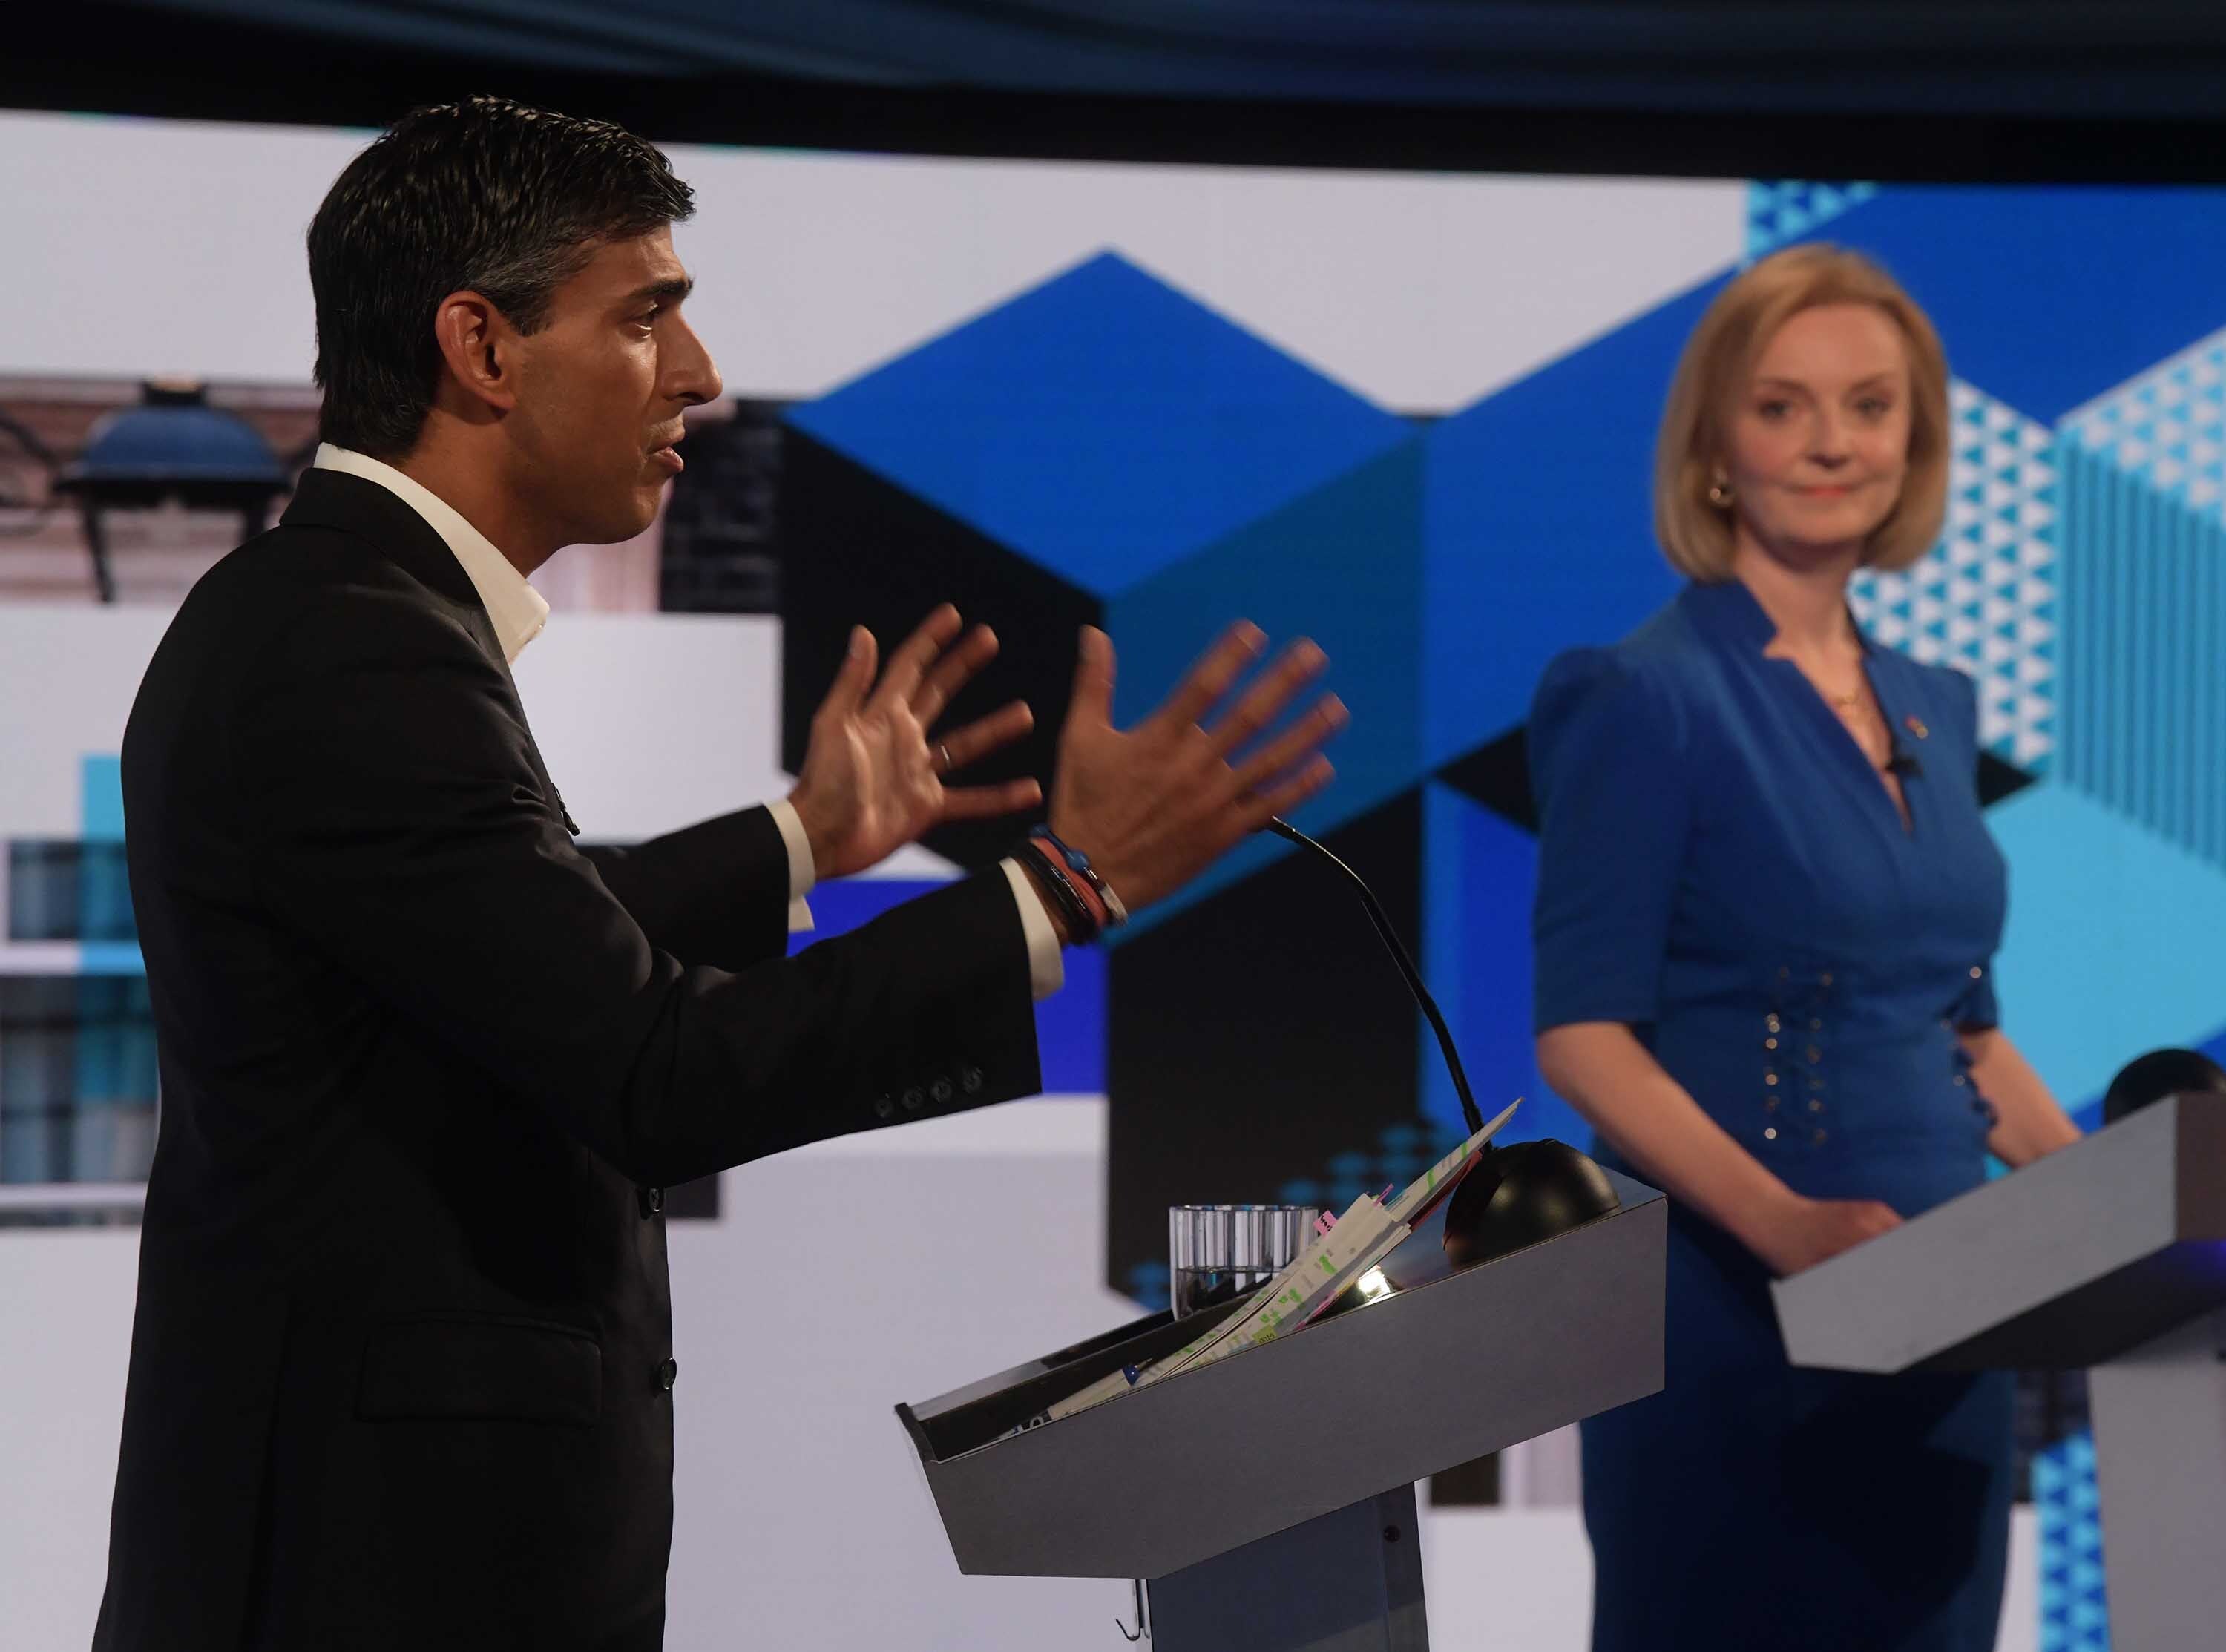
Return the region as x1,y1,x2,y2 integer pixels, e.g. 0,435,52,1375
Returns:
1773,1093,2226,1652
896,1168,1667,1652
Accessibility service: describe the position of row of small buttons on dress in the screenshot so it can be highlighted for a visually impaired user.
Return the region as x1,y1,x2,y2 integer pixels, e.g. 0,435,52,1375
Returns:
1763,967,1833,1146
1947,965,1998,1125
873,1064,986,1119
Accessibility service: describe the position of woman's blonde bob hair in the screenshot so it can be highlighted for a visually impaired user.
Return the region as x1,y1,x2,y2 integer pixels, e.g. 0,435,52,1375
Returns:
1654,243,1950,581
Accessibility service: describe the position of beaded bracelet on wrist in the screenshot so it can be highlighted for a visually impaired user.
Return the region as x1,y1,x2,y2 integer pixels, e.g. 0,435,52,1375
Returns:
1028,826,1129,929
1017,837,1101,944
1035,837,1110,933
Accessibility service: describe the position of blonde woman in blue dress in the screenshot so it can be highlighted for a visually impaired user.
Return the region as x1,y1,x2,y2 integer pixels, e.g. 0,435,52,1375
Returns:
1529,243,2082,1652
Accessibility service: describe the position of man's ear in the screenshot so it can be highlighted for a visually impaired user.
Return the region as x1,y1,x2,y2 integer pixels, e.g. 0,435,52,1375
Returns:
430,290,518,415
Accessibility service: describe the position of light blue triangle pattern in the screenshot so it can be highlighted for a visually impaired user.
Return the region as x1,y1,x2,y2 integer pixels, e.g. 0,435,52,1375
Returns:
2033,1429,2110,1651
1745,180,1880,257
2064,325,2226,516
1851,380,2058,769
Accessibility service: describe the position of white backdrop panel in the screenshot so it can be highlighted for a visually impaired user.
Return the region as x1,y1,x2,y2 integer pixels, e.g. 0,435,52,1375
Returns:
0,111,1743,411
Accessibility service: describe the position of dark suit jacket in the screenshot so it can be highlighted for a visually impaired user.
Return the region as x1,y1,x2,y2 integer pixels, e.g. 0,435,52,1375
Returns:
93,468,1041,1652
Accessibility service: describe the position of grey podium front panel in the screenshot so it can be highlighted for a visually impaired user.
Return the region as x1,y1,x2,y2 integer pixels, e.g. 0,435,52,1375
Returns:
898,1169,1665,1580
1773,1095,2226,1374
1149,1485,1428,1652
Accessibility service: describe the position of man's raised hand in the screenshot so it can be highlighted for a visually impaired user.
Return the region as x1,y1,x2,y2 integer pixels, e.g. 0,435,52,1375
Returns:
787,605,1040,880
1046,622,1345,916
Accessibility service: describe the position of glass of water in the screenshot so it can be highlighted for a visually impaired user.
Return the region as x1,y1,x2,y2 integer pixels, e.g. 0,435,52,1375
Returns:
1168,1202,1319,1320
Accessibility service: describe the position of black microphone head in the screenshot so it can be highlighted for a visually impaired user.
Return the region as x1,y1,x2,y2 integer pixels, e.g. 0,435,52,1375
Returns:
2102,1047,2226,1125
1441,1139,1621,1268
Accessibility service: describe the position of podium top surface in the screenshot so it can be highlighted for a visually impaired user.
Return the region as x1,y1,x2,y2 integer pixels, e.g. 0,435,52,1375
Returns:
896,1168,1666,1580
1773,1094,2226,1374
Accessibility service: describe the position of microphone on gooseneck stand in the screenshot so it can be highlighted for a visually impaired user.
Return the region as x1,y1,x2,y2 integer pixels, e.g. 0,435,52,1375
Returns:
1261,817,1620,1268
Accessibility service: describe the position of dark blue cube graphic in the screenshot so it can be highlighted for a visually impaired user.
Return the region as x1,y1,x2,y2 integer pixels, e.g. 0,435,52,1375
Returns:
780,251,1422,906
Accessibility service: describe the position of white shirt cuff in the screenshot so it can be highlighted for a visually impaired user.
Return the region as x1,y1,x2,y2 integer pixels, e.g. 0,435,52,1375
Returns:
1001,857,1066,1002
766,797,817,934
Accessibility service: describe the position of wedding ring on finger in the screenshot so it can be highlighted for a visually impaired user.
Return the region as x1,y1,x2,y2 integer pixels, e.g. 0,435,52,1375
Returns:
936,743,953,774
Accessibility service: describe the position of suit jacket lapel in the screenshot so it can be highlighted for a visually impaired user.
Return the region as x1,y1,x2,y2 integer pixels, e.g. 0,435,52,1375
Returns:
279,467,579,832
281,468,508,670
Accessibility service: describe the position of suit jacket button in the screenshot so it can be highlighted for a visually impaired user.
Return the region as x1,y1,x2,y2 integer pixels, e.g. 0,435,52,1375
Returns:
873,1094,895,1119
930,1078,953,1103
638,1186,663,1217
960,1067,983,1094
657,1358,678,1392
902,1087,924,1111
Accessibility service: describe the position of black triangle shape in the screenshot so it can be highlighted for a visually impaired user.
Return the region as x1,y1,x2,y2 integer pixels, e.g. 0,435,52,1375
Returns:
1978,748,2038,807
1436,725,1537,832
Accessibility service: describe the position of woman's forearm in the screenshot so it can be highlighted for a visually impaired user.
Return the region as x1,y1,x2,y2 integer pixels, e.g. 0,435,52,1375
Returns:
1537,1021,1800,1253
1963,1028,2080,1168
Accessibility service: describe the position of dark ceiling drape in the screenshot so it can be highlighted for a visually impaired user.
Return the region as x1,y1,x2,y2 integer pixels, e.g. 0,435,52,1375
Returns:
10,0,2226,177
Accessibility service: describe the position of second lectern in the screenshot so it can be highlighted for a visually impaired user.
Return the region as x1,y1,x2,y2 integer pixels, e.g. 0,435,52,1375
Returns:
1773,1093,2226,1652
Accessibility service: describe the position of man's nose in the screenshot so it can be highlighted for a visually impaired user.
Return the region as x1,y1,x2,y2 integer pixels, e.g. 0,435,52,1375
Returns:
669,320,723,407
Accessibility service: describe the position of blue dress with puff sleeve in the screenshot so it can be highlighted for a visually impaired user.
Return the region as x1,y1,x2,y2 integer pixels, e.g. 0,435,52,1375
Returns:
1530,579,2015,1652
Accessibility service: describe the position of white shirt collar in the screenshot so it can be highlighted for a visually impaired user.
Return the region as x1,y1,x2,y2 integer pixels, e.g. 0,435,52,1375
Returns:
312,443,551,664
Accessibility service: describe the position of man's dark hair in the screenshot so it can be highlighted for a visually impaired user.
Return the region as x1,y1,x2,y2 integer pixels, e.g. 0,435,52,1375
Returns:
308,97,695,458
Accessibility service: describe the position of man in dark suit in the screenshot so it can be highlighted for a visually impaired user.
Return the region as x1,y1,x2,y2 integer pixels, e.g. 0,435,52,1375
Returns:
93,98,1344,1651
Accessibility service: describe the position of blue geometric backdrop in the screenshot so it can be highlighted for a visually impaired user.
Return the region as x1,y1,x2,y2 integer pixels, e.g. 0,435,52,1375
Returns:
4,166,2213,1647
782,183,2226,1649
